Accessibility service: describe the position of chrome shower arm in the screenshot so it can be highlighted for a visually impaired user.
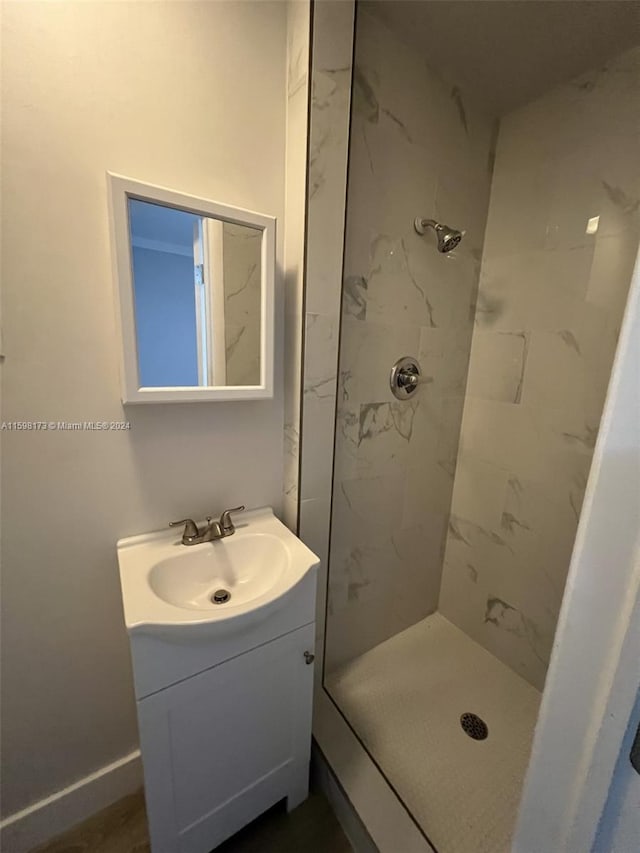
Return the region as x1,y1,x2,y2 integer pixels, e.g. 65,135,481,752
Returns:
414,217,438,235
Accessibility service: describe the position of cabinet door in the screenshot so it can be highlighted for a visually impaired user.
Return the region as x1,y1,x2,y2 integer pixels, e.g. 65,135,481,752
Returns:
137,623,315,853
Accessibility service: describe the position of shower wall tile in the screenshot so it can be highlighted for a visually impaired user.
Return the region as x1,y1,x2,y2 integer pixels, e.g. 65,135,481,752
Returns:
299,493,332,652
303,312,339,400
355,400,419,479
304,1,355,320
282,494,298,537
465,331,528,404
286,1,308,99
299,394,336,501
324,8,495,671
327,508,447,667
448,456,509,532
340,318,420,402
283,301,302,508
521,327,609,418
458,398,595,494
331,473,406,553
296,1,355,678
440,46,640,690
474,250,597,331
402,463,453,527
418,328,470,396
282,0,310,530
305,61,352,317
298,0,353,502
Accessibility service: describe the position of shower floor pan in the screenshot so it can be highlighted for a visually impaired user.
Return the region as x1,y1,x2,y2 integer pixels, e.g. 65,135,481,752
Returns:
326,613,541,853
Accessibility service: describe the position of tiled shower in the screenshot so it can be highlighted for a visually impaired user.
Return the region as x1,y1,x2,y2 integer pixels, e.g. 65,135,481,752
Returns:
324,8,640,686
308,3,640,851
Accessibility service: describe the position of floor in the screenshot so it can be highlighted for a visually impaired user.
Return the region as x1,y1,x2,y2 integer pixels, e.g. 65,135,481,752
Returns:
326,612,541,853
31,788,352,853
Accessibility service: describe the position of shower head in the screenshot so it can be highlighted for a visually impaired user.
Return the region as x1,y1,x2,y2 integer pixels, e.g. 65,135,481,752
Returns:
414,217,463,253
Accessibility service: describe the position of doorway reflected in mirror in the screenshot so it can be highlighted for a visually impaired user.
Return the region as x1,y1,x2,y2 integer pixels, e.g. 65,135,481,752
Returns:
128,199,261,388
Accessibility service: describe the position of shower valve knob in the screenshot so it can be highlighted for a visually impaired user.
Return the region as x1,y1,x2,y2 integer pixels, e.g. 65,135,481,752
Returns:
390,356,423,400
398,371,419,388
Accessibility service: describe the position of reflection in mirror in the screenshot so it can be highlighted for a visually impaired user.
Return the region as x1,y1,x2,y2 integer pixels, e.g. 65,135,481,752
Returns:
128,199,261,388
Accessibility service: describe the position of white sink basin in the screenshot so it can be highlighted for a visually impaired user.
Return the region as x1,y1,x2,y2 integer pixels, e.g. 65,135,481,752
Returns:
117,507,319,636
149,533,288,610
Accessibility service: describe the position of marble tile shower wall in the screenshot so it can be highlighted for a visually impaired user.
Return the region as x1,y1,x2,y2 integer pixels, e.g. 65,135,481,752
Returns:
282,0,310,531
297,1,355,661
439,47,640,690
324,9,495,670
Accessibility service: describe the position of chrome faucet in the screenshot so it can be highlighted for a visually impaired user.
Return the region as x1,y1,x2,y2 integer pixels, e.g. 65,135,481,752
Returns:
169,506,245,545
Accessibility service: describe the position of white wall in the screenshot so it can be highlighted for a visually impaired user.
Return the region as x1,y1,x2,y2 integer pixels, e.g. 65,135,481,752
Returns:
514,248,640,852
1,0,286,819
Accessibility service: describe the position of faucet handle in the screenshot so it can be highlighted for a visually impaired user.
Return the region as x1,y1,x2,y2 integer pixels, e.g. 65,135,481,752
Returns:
219,506,245,534
169,518,199,541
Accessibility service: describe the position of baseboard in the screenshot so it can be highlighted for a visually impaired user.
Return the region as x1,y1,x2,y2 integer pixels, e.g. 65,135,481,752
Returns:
0,750,142,853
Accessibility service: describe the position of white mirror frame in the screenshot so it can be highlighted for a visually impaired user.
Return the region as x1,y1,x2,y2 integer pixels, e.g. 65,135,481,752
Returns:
107,173,275,403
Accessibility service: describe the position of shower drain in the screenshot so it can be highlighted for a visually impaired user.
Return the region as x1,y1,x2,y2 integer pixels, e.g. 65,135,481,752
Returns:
211,589,231,604
460,712,488,740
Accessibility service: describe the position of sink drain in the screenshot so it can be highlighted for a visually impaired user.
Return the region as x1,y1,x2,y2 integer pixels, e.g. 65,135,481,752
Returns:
460,712,488,740
211,589,231,604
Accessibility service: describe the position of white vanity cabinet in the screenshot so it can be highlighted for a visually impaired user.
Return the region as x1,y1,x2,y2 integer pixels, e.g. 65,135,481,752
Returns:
117,508,319,853
137,622,315,853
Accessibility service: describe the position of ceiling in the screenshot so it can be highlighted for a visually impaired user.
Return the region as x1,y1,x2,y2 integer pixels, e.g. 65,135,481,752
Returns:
364,0,640,116
129,200,199,251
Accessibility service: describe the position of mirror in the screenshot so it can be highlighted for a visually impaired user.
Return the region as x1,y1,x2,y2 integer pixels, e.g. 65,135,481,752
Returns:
108,174,275,403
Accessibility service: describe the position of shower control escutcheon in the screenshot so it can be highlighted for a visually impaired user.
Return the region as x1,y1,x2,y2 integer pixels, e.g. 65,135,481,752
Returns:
390,356,422,400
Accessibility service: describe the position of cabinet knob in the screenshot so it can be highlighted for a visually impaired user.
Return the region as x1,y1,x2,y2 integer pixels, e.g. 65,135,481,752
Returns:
304,651,315,665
